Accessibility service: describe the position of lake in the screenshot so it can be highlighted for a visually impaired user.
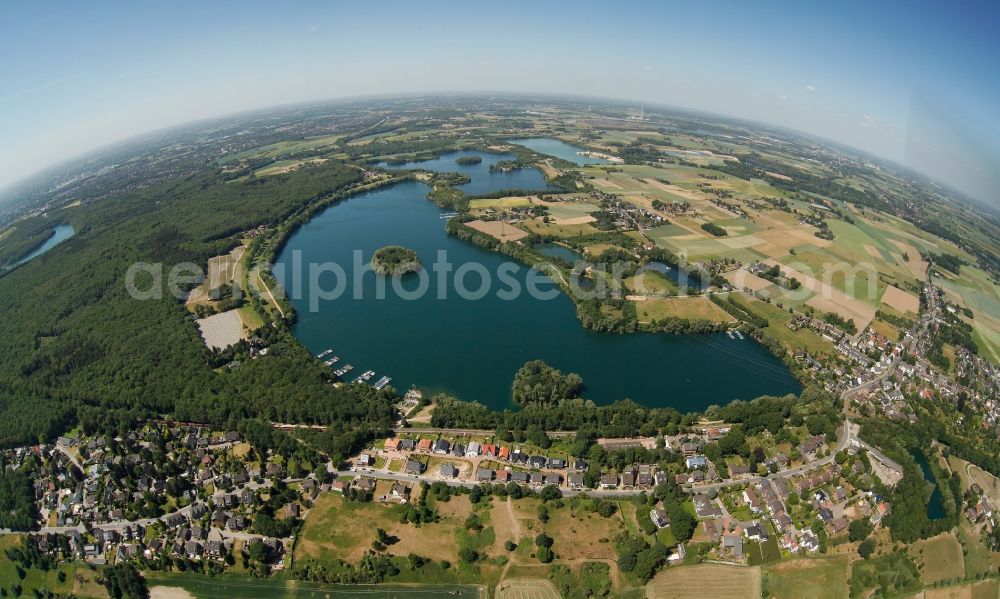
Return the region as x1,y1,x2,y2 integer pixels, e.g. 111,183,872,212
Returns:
379,150,559,196
13,224,75,267
275,153,800,411
508,137,610,165
912,451,946,520
534,242,584,265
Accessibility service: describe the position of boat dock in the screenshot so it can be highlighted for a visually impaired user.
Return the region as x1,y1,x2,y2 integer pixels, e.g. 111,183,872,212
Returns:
353,370,376,384
373,376,392,390
323,356,340,366
735,330,744,340
333,364,354,377
727,330,736,339
316,349,333,358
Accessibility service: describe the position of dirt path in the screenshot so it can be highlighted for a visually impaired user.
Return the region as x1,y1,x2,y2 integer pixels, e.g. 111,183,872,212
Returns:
253,269,286,319
506,496,522,541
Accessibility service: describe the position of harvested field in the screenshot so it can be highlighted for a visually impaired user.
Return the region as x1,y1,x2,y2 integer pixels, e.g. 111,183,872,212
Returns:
554,214,597,225
768,260,876,331
496,578,560,599
593,178,623,190
863,243,884,260
465,219,530,242
891,240,930,280
646,563,760,599
915,580,1000,599
911,533,965,585
541,504,622,560
881,284,920,314
296,493,470,565
150,587,194,599
754,226,831,257
724,269,774,292
195,309,244,350
763,556,848,599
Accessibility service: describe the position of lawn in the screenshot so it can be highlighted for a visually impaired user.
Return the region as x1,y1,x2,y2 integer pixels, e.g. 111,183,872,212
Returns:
468,196,534,210
519,219,599,238
624,271,680,296
634,296,735,324
763,556,849,599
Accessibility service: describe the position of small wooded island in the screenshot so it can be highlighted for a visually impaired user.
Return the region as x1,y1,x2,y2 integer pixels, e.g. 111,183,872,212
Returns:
455,155,482,165
371,245,422,275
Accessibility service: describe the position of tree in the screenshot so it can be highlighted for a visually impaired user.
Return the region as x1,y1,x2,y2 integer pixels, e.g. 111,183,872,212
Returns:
849,519,872,543
535,533,553,549
458,547,478,563
504,540,517,551
858,538,876,559
665,502,696,542
101,563,148,599
512,360,583,407
537,546,554,563
597,500,617,518
539,485,562,501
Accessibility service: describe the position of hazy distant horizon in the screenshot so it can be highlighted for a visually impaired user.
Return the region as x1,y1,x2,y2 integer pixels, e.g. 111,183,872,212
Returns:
0,90,993,214
1,1,997,204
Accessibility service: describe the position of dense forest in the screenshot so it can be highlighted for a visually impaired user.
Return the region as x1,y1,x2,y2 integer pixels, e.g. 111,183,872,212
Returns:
0,162,395,449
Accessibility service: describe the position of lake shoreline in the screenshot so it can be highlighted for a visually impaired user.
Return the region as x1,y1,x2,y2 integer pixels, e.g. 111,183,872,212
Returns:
270,148,802,411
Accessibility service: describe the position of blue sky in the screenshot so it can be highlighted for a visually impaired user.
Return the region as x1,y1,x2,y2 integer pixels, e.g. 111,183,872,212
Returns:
1,0,997,204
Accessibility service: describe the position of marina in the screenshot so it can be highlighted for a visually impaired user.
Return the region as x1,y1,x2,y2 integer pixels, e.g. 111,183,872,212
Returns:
373,376,392,390
316,348,333,358
333,364,354,377
353,369,376,384
322,356,340,366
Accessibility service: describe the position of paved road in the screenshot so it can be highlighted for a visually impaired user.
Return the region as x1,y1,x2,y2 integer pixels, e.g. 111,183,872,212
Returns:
53,441,84,473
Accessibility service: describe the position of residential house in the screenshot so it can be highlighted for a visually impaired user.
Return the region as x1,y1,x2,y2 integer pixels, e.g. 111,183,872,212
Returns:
391,483,412,503
466,442,481,458
650,509,670,529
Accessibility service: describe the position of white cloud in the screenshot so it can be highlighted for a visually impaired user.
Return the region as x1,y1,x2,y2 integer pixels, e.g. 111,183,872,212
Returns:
805,85,817,93
777,95,789,101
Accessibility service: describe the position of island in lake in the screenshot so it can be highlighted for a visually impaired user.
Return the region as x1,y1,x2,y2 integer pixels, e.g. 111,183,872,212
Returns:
455,155,482,165
370,245,422,275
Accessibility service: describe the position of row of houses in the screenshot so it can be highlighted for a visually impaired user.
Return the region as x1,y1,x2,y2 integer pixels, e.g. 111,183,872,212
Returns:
381,437,577,470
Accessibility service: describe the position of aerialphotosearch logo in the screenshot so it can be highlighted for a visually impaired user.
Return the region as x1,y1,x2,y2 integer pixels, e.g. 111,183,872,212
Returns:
123,249,881,314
